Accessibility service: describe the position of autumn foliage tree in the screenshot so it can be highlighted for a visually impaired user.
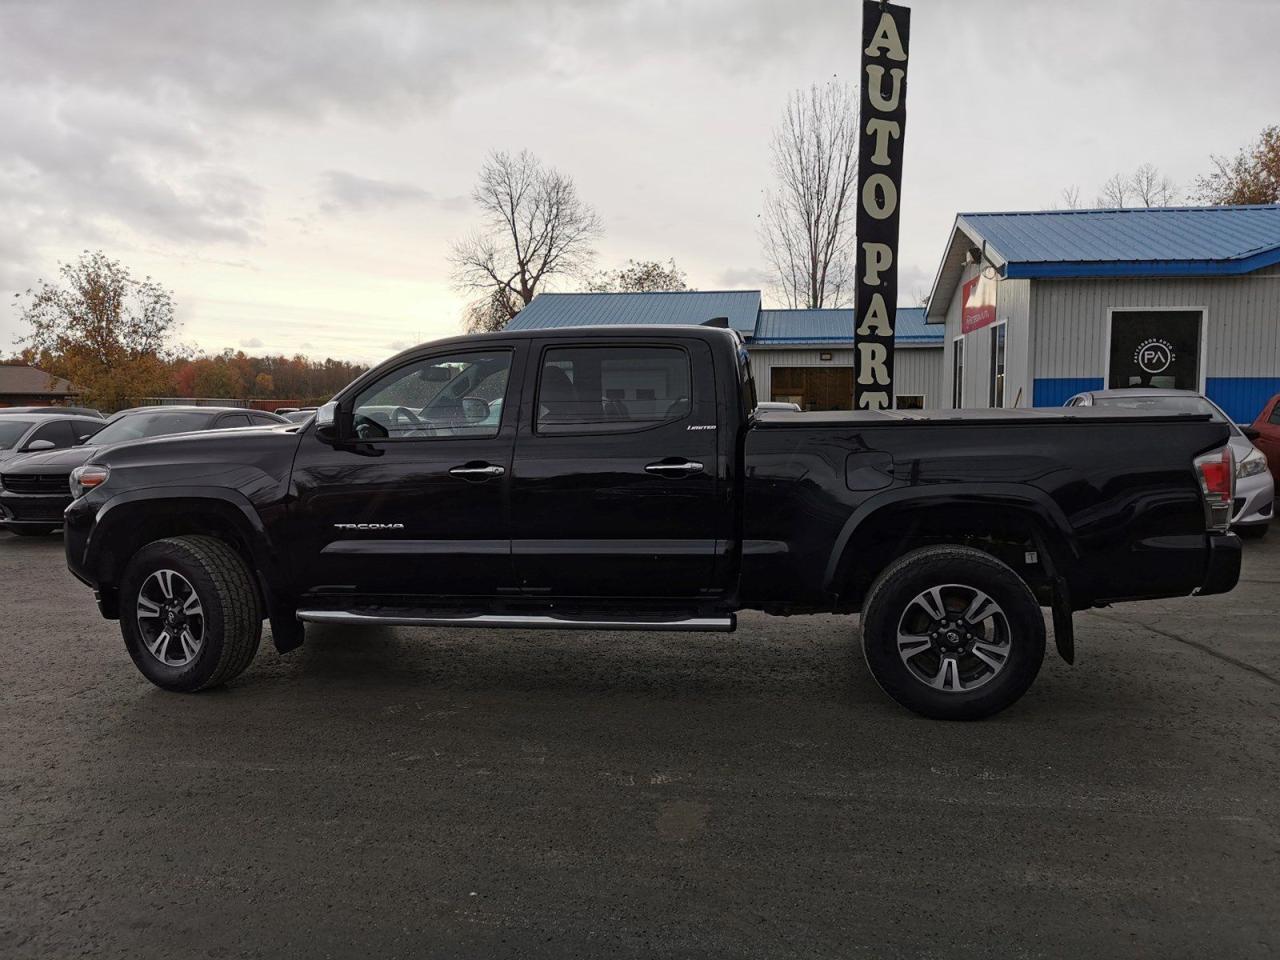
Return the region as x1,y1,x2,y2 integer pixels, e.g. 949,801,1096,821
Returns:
1195,125,1280,205
15,251,177,410
586,259,690,293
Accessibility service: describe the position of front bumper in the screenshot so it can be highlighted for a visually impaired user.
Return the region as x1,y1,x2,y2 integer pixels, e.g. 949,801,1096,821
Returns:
0,490,72,526
1231,469,1275,529
1197,533,1242,596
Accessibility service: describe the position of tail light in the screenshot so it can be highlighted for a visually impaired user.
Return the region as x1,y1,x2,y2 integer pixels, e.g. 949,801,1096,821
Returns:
1193,446,1234,533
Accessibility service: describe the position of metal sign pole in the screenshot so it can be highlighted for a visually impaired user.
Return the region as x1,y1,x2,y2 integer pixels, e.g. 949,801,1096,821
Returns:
852,0,910,411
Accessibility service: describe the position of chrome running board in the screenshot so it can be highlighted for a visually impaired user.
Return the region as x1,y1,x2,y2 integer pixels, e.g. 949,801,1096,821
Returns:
296,610,736,632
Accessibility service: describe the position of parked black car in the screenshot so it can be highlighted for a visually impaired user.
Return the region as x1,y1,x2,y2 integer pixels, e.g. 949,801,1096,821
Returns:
63,326,1240,719
0,413,106,469
2,406,287,536
0,405,104,418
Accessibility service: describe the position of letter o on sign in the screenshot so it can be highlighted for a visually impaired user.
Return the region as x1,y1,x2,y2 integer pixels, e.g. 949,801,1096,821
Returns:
862,173,898,220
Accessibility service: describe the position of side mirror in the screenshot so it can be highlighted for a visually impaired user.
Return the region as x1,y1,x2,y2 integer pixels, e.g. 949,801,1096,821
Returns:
1242,426,1261,441
23,439,56,452
314,401,341,443
77,434,95,445
460,396,490,422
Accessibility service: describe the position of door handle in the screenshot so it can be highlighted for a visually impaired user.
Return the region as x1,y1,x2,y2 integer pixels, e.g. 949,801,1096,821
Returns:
644,460,704,476
449,464,505,478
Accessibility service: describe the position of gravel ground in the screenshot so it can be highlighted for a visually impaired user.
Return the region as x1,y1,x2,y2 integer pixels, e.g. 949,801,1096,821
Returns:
2,530,1278,959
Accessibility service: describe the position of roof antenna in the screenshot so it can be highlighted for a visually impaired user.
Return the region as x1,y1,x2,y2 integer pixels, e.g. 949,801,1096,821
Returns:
702,316,730,328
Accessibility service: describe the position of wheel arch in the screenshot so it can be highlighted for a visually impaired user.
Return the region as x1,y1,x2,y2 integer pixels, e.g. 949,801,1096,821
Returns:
824,483,1083,612
86,488,292,642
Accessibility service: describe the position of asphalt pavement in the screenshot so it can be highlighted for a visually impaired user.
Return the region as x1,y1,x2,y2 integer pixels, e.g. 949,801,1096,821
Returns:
2,530,1278,959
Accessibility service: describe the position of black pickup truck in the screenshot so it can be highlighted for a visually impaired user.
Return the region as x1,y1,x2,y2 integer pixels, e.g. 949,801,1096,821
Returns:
63,325,1242,719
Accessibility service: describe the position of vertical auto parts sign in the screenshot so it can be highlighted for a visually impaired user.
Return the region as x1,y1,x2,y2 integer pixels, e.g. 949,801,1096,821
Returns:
853,1,910,411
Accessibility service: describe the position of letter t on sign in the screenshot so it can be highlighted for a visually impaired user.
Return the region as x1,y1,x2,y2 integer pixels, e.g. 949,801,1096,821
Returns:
853,0,910,412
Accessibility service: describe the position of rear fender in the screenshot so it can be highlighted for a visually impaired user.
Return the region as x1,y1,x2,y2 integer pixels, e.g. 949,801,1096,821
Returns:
824,483,1082,604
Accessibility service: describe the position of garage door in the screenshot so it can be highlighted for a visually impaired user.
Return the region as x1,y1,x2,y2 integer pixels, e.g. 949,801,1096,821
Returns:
770,367,854,411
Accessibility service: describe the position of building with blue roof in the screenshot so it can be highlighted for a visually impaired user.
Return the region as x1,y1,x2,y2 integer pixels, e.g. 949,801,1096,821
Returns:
509,293,944,411
926,204,1280,420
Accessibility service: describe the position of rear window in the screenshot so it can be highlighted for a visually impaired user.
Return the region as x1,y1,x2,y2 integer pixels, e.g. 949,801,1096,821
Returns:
535,345,692,434
0,420,36,449
93,411,214,445
1091,395,1225,421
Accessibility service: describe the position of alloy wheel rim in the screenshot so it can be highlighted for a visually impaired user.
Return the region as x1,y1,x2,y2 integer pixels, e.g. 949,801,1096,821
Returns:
136,569,205,667
895,583,1012,693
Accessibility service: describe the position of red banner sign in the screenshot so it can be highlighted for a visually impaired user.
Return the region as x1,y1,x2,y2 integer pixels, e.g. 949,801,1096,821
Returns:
961,274,997,334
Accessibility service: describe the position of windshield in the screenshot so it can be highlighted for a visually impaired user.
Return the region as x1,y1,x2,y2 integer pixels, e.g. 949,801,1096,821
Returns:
93,411,213,445
0,419,36,449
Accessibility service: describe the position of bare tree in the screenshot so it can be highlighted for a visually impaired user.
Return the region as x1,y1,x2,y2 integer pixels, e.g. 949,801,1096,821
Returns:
1195,125,1280,205
1129,163,1178,206
1096,172,1129,208
760,81,859,309
450,150,603,331
1095,164,1178,208
1059,185,1082,209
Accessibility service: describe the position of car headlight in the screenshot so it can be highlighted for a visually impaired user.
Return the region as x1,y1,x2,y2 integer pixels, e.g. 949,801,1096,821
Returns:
69,464,109,499
1237,447,1270,479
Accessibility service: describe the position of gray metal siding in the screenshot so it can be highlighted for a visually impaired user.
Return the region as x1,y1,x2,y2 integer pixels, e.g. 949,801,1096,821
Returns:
749,346,943,409
1030,264,1280,379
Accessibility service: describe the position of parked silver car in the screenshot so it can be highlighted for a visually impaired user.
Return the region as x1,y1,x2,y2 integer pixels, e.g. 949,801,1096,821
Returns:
1065,388,1274,538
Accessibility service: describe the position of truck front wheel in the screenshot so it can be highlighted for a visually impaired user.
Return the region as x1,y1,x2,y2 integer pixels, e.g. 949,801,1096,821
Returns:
859,545,1046,720
118,536,262,692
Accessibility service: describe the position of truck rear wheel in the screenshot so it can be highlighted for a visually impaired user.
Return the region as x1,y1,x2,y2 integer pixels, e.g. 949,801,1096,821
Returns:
119,536,262,692
859,545,1045,720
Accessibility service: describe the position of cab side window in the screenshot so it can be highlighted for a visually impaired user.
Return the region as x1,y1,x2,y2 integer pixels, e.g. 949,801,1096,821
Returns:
1270,401,1280,426
351,350,513,441
535,345,692,435
28,420,76,449
217,414,252,428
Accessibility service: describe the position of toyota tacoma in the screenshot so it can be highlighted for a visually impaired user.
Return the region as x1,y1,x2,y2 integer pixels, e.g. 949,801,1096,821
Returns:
63,325,1242,719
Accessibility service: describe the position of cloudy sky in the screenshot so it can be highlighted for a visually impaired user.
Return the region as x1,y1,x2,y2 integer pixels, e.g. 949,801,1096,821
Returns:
2,0,1278,365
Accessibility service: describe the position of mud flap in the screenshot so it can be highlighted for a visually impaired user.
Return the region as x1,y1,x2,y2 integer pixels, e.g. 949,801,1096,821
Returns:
1051,578,1075,665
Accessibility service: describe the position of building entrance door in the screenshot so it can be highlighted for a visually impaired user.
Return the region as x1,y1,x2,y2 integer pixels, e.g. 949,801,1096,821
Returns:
770,367,854,411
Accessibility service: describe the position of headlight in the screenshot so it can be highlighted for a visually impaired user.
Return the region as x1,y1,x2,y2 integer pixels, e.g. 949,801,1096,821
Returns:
1237,447,1269,479
69,464,109,499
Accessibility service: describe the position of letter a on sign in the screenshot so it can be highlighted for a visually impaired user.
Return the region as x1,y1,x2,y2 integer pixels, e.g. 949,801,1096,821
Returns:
853,0,910,412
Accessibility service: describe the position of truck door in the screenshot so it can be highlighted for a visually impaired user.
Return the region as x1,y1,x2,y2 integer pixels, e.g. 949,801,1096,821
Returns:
510,337,726,599
289,343,523,600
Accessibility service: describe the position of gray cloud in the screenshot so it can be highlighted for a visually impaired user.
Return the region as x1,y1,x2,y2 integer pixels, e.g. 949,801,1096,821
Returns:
717,266,771,289
319,171,432,214
239,337,264,348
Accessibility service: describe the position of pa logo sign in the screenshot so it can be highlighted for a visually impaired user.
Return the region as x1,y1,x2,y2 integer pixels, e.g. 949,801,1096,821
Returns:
1134,338,1175,374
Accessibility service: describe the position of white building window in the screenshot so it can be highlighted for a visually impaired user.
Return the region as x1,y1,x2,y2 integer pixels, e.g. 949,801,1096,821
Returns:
952,337,965,408
989,322,1006,408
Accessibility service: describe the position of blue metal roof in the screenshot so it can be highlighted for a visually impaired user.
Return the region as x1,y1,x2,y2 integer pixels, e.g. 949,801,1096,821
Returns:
958,204,1280,279
754,307,940,345
507,291,762,334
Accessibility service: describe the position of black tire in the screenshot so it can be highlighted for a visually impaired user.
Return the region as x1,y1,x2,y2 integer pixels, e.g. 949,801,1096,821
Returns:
119,536,262,692
860,545,1046,721
1235,523,1268,540
8,526,57,537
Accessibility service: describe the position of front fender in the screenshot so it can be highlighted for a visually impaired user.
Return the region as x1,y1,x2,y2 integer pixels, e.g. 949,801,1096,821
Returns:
72,486,298,648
